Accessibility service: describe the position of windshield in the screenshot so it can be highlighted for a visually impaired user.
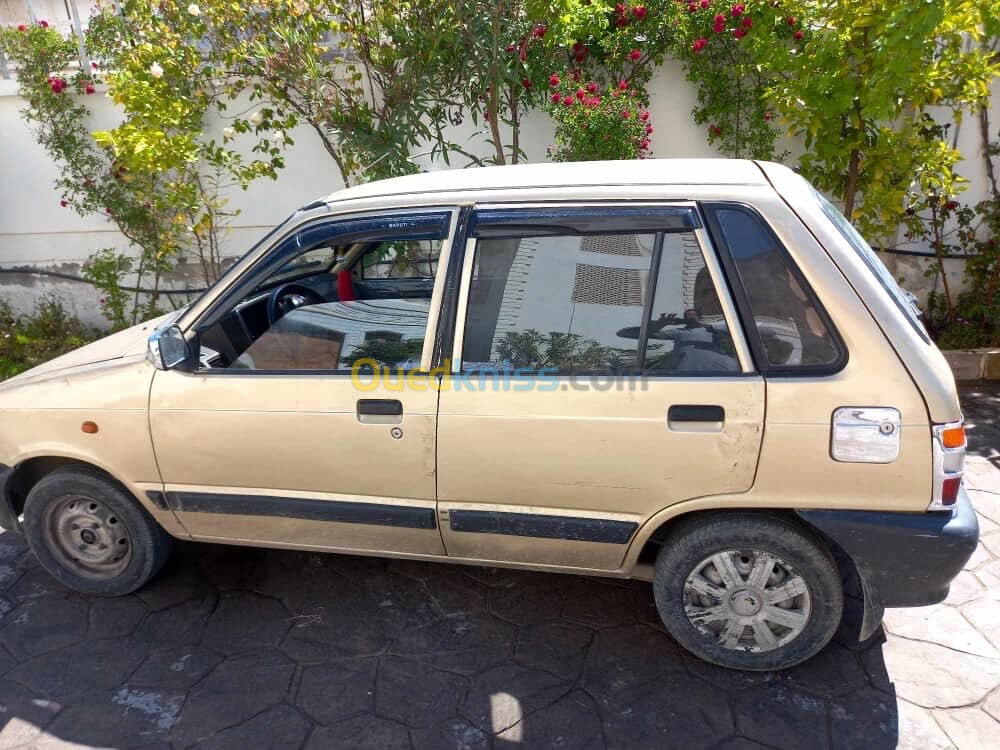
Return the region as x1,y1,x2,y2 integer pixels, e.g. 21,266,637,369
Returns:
812,189,930,343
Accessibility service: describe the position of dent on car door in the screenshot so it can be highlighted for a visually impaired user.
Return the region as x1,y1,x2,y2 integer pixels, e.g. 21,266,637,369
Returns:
148,209,459,557
435,205,765,572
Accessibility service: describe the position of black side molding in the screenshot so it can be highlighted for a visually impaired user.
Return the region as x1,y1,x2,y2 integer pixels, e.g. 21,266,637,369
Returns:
166,491,436,530
146,490,168,510
668,404,725,422
450,509,637,544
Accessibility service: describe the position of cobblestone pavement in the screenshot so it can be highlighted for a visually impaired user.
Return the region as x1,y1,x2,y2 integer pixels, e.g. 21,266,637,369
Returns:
0,388,996,749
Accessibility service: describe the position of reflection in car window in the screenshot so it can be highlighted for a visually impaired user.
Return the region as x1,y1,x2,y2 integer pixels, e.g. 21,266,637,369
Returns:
461,229,737,374
643,234,738,374
713,207,841,368
198,234,442,372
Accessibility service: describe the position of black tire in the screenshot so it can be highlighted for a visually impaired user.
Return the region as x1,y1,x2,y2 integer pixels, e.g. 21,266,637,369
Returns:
22,467,172,596
653,512,843,671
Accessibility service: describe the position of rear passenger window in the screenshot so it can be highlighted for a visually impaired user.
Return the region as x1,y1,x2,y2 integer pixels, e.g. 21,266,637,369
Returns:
710,206,843,369
461,215,739,374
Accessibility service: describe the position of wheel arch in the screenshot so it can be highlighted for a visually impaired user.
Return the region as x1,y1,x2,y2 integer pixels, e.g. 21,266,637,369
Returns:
625,501,875,643
1,451,184,539
6,455,132,520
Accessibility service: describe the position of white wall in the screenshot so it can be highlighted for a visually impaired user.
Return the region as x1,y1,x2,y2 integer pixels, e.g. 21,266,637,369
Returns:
0,55,997,327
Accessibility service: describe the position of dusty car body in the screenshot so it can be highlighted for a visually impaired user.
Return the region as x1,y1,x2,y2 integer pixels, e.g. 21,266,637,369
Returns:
0,159,978,670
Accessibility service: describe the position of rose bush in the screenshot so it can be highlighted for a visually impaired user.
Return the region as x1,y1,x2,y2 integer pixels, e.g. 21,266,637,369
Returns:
529,1,679,160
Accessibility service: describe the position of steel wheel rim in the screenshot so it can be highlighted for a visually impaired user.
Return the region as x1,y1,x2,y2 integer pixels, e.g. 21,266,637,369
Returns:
682,548,811,653
41,495,132,580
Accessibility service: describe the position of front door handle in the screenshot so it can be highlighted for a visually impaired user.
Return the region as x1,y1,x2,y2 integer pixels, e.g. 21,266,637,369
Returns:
668,404,725,430
357,399,403,424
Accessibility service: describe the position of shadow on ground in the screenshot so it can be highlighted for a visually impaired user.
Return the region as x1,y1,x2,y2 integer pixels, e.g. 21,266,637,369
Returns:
0,533,898,750
961,383,1000,467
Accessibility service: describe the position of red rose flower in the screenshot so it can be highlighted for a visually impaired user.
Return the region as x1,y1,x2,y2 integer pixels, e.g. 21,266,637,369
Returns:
687,2,697,12
633,6,648,21
572,70,581,82
710,124,722,136
615,2,625,12
639,110,650,121
521,78,531,89
793,30,804,40
629,49,642,61
645,124,653,134
38,19,48,27
619,79,628,90
85,83,95,95
691,37,707,52
60,200,68,207
551,92,561,103
587,81,599,93
92,61,99,69
786,16,796,25
700,0,709,7
576,89,586,100
945,201,959,211
532,24,547,38
17,23,26,31
616,16,629,27
562,95,574,106
764,111,773,121
713,13,726,32
505,43,516,53
733,28,746,39
549,74,560,87
730,4,744,18
742,15,752,28
640,138,650,149
622,110,631,119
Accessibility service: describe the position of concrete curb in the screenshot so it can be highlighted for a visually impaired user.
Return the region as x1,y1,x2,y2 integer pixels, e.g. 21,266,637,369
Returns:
943,348,1000,382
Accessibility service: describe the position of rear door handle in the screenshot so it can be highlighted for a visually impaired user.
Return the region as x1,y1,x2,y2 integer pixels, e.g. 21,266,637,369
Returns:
357,399,403,424
668,404,725,427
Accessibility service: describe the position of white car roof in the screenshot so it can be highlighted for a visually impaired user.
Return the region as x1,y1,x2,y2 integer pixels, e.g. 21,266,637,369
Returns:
323,159,770,205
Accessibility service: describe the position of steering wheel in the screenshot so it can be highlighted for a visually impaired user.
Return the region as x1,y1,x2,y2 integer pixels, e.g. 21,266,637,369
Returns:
266,283,324,325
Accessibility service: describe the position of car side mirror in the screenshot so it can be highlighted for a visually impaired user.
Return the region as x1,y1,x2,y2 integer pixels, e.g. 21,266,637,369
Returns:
148,325,190,371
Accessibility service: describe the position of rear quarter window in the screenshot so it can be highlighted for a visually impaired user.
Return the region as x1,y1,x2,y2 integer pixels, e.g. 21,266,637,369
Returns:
705,204,846,373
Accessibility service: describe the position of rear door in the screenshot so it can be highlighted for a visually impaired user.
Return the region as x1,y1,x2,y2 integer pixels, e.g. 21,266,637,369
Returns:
436,204,765,571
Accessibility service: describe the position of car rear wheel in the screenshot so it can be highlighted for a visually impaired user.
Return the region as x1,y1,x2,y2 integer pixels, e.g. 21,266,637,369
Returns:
22,467,172,596
653,512,843,671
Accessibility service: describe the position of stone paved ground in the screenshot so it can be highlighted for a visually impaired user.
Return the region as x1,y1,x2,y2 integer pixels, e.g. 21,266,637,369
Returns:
0,387,996,749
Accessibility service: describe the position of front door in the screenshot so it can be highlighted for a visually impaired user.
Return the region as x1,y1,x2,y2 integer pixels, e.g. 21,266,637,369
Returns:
436,205,765,571
149,209,458,557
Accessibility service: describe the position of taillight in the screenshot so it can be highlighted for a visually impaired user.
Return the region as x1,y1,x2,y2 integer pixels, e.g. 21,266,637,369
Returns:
930,420,965,511
941,476,962,506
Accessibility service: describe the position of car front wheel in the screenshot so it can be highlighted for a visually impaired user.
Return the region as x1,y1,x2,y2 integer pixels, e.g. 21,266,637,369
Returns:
22,467,172,596
653,512,843,671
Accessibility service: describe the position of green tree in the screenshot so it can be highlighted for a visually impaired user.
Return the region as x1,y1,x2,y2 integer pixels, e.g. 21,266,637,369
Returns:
762,0,998,242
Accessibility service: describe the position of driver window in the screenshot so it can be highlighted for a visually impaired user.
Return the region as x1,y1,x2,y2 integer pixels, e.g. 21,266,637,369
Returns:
197,231,443,372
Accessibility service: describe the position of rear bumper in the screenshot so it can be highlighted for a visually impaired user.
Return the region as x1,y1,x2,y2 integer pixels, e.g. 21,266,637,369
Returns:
0,464,20,533
797,489,979,636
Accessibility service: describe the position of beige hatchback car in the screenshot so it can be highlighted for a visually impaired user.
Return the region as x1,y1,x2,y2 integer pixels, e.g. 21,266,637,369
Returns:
0,160,978,670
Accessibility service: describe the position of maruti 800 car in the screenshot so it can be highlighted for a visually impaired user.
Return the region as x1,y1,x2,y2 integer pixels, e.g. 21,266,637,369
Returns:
0,160,978,670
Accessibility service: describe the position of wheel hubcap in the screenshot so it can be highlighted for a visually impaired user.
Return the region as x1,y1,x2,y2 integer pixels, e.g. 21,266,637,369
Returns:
42,495,132,580
683,548,811,653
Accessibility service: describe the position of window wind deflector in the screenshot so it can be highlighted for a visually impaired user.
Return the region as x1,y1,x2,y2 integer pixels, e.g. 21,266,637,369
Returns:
470,207,698,238
296,211,452,247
